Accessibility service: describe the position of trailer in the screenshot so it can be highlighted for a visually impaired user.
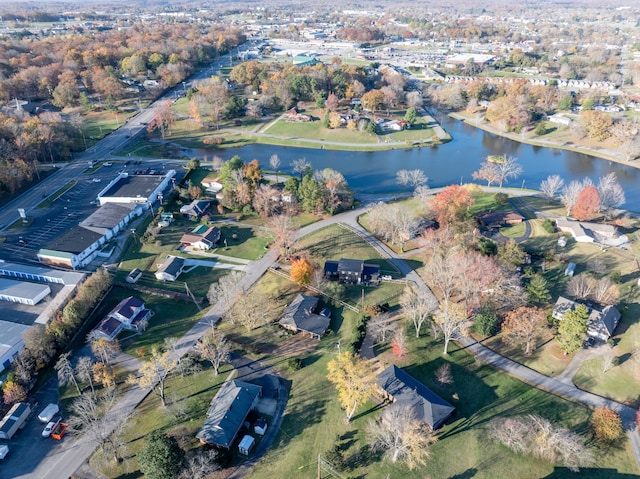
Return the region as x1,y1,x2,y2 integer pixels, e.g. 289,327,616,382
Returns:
0,402,32,439
51,422,68,440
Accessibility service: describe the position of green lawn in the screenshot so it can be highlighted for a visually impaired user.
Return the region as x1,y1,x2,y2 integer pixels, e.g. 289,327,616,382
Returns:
501,221,527,238
468,192,513,216
37,180,77,208
296,224,399,276
266,118,380,144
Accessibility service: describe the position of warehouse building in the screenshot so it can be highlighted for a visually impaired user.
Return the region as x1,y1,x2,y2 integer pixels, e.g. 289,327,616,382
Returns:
0,278,51,305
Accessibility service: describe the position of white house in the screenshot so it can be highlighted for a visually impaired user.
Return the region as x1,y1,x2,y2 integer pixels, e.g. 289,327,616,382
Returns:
93,296,152,341
155,256,185,281
555,218,628,246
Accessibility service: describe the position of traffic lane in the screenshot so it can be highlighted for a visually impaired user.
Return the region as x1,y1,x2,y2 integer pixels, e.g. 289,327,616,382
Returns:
1,379,62,479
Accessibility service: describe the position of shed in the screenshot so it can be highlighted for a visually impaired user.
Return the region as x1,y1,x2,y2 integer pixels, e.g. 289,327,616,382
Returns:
238,435,255,455
254,418,267,436
564,263,576,276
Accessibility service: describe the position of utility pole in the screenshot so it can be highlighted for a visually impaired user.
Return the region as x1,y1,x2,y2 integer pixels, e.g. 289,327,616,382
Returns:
184,282,202,311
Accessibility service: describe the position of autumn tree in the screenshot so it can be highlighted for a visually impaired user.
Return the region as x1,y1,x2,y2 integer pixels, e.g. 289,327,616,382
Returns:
400,284,438,337
502,306,546,355
361,89,385,113
366,403,438,469
128,346,178,407
428,185,474,226
557,304,589,354
93,362,116,389
581,110,612,141
560,179,587,216
590,407,623,443
327,351,376,422
3,381,27,405
89,336,121,365
196,328,230,376
290,257,314,285
572,185,601,221
325,93,339,111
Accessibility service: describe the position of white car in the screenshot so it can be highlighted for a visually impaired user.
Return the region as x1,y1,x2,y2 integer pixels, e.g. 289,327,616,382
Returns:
92,178,102,183
42,417,61,437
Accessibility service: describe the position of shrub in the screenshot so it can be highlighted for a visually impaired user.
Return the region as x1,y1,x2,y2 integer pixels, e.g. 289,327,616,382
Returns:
610,271,622,284
541,218,555,233
494,192,508,204
287,358,303,371
473,307,499,336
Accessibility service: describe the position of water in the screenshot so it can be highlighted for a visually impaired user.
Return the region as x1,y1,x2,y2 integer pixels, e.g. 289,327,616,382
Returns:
189,115,640,212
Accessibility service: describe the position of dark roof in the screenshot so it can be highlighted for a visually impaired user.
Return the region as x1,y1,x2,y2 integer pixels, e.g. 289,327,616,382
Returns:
79,203,135,230
157,256,184,277
377,365,455,429
202,226,221,244
196,380,262,448
552,297,621,339
279,294,330,338
324,260,339,274
101,175,164,199
338,258,364,274
180,200,210,216
42,226,104,254
363,264,380,276
111,296,144,321
96,316,122,338
477,210,524,226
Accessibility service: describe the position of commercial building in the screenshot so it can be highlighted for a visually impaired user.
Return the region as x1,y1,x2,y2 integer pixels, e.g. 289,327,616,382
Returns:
79,202,142,239
37,226,105,270
0,320,30,373
0,278,51,305
97,170,176,207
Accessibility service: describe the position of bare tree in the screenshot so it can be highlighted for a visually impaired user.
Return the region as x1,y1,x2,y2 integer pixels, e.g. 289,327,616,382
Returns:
291,158,311,179
269,154,281,185
253,184,280,217
433,302,470,355
472,161,501,187
597,172,626,218
495,155,523,188
229,289,273,330
367,202,419,251
592,277,619,305
397,169,428,189
601,344,616,373
435,363,453,385
178,449,221,479
540,174,565,200
207,271,245,313
366,403,438,470
196,327,231,375
413,184,431,203
400,284,438,338
560,180,583,216
56,352,81,395
369,313,398,343
566,273,595,300
266,214,296,260
75,356,95,395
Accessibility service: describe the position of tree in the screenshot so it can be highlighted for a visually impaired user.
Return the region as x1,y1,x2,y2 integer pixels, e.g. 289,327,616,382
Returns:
266,214,296,260
196,327,230,376
488,415,594,472
129,346,179,407
391,328,408,358
404,107,417,125
369,312,397,343
572,186,601,221
178,449,221,479
252,184,280,217
327,351,376,422
329,111,342,129
473,307,499,336
428,185,474,226
290,257,314,285
3,381,27,405
325,93,339,111
600,344,616,373
298,174,322,213
400,284,438,338
581,110,612,141
592,277,619,305
207,271,244,312
23,324,56,369
560,180,584,216
557,304,589,354
93,362,116,389
361,89,384,113
566,273,595,300
494,155,523,188
269,154,281,185
435,363,453,385
56,352,81,396
366,403,437,469
502,306,546,355
291,158,312,179
396,169,428,189
540,175,565,200
497,239,526,268
433,303,470,355
367,202,419,252
472,161,501,187
597,172,625,217
185,158,200,171
89,336,121,365
590,407,623,443
138,431,185,479
527,274,552,305
76,356,96,395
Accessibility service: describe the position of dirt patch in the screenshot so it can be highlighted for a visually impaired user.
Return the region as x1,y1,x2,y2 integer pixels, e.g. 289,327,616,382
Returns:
271,334,318,358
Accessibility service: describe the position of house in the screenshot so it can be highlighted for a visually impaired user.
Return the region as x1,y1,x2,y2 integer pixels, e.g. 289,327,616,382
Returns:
180,225,221,250
93,296,152,341
284,107,311,122
201,176,223,193
155,256,185,281
555,218,628,246
548,114,572,126
324,258,380,285
180,200,210,220
564,263,576,276
278,294,331,340
476,210,525,228
196,380,262,449
376,365,455,429
552,296,621,341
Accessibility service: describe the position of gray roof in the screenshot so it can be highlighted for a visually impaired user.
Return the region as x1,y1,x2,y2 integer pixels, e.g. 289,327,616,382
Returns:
279,294,330,338
196,380,261,448
552,296,621,339
377,365,455,429
0,263,84,285
41,226,104,255
79,203,136,231
0,278,50,302
0,320,29,360
100,175,164,199
338,258,364,274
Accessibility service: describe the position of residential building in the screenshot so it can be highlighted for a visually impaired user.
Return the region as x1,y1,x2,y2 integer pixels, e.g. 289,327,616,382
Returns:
180,225,221,250
179,200,210,220
377,365,456,429
93,296,152,341
555,218,627,246
476,210,525,228
196,380,262,449
278,294,331,340
552,296,621,341
324,258,380,285
155,256,185,281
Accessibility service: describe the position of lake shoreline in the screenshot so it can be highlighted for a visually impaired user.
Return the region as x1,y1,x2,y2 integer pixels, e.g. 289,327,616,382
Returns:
448,112,640,171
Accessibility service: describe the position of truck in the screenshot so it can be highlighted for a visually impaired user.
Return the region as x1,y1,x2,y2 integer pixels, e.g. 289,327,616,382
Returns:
0,402,32,439
51,422,68,440
37,403,59,423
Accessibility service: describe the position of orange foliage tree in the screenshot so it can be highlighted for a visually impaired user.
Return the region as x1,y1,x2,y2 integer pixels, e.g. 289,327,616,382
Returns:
572,186,601,221
428,185,475,226
3,381,27,405
590,407,623,443
290,257,314,285
501,306,546,355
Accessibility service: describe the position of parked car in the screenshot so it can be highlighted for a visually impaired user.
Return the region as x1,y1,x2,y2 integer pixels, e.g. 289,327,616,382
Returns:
92,178,102,183
42,416,62,437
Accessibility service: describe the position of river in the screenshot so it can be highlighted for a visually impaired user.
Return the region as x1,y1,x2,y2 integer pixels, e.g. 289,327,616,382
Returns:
189,115,640,212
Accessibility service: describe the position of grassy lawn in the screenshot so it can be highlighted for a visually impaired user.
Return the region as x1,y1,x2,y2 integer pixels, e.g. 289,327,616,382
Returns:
37,180,77,208
248,328,638,479
386,117,436,142
468,192,514,216
501,221,527,238
265,118,380,144
296,224,400,276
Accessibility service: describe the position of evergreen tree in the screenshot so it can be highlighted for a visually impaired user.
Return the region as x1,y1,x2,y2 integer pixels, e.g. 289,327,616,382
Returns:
527,274,552,305
557,304,589,354
298,174,322,213
138,431,184,479
404,107,417,125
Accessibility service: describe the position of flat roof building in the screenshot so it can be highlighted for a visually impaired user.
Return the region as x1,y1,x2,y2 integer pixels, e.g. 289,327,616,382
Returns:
0,320,30,373
37,226,105,270
0,262,84,285
97,170,176,207
79,203,141,239
0,278,51,305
